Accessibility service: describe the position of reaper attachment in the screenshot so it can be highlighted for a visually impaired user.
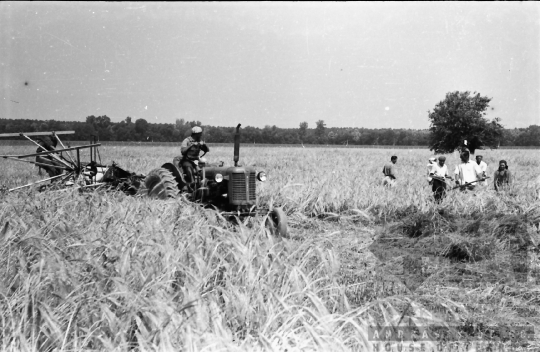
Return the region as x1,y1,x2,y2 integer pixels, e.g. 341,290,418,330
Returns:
0,131,144,194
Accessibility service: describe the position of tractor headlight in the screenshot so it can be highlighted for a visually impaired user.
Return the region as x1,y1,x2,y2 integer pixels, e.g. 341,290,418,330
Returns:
215,174,223,183
257,172,267,182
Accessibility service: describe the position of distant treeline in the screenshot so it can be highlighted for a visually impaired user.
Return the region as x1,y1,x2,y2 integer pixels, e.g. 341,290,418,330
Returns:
1,116,539,146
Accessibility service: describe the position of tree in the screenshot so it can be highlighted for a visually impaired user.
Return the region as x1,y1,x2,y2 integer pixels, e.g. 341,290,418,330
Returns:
135,118,149,136
74,123,96,141
175,118,185,130
315,120,326,137
328,131,336,141
299,121,308,141
86,115,96,125
351,129,361,142
85,115,112,140
428,91,503,154
114,120,136,141
94,115,111,129
514,125,540,146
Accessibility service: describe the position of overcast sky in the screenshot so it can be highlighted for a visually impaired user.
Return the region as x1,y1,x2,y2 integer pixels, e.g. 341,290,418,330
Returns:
1,2,539,129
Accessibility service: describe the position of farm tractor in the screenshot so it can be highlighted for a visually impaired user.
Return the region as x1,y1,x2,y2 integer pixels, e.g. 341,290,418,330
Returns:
144,124,288,237
0,125,288,236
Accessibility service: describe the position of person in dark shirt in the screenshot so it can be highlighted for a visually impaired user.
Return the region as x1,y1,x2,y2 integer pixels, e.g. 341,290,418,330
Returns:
179,126,210,191
382,156,397,187
494,160,512,192
36,136,62,177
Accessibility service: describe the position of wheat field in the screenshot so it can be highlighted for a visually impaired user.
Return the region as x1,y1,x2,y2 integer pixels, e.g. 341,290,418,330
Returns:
0,144,539,351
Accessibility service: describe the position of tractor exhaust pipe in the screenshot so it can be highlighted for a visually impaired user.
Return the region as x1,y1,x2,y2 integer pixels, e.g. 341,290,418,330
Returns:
234,124,241,167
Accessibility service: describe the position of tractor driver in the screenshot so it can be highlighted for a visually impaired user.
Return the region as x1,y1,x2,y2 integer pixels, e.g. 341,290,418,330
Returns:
180,126,210,190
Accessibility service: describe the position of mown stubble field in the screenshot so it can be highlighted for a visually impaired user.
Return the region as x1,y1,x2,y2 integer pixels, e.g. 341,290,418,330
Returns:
0,144,539,351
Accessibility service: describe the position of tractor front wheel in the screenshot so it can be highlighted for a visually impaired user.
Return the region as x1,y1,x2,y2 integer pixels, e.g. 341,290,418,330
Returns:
145,168,179,199
266,207,288,237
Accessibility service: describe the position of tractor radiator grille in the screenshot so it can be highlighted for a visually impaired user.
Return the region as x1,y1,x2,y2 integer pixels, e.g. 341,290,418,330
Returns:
231,173,247,201
249,171,256,200
231,172,257,201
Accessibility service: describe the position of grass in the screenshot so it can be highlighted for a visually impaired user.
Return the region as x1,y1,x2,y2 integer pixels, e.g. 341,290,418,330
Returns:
0,144,539,351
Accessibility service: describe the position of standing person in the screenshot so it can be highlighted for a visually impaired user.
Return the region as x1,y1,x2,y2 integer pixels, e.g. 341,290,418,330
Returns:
427,157,437,184
494,160,512,192
180,126,210,191
475,155,488,186
454,151,483,191
382,156,397,187
35,136,61,177
430,156,452,203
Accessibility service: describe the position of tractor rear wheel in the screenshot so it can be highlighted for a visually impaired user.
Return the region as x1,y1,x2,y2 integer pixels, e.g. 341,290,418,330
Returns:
266,207,288,237
145,168,179,199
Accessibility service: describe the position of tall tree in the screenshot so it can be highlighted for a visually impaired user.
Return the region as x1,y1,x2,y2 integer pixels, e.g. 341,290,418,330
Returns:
94,115,111,129
315,120,326,137
428,91,503,154
135,118,149,137
299,121,308,141
86,115,96,125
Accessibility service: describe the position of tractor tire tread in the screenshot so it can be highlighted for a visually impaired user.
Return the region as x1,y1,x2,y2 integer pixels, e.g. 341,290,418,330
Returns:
145,168,179,199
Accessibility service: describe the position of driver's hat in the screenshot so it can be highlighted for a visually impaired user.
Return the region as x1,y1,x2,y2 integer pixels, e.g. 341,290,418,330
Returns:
191,126,203,134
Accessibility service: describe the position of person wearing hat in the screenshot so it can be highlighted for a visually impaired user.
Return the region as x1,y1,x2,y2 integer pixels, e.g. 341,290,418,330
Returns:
429,156,452,202
454,150,483,191
475,155,488,186
493,160,512,192
427,157,437,184
180,126,210,191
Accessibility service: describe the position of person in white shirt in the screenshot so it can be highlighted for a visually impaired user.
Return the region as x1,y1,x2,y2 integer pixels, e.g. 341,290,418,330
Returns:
454,151,483,191
430,156,452,202
475,155,488,186
427,157,437,184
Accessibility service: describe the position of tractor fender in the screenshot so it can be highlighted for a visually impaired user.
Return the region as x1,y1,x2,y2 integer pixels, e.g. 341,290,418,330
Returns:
161,162,187,190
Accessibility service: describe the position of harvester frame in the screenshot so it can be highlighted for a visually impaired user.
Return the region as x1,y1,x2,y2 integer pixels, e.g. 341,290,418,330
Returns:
0,131,143,194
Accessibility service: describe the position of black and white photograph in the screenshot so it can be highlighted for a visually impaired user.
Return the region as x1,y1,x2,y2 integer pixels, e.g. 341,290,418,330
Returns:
1,2,539,351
